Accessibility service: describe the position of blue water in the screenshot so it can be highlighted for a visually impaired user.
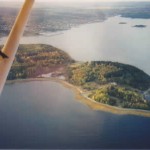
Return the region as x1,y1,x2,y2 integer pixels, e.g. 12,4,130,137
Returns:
0,81,150,149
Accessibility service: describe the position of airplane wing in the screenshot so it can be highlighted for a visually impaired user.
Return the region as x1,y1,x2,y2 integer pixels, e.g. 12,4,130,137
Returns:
0,0,35,94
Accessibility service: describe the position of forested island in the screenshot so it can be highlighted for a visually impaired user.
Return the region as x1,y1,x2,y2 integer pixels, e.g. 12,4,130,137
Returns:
133,25,147,28
1,44,150,112
119,22,127,24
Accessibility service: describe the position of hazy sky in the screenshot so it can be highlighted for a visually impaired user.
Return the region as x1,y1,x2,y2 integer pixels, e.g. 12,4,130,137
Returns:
1,0,150,2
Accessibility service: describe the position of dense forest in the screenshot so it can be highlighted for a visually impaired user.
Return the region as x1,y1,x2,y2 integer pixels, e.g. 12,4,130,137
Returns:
89,85,150,110
67,61,150,110
67,61,150,91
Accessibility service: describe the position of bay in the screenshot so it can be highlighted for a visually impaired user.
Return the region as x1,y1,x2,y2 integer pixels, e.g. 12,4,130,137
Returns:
0,81,150,149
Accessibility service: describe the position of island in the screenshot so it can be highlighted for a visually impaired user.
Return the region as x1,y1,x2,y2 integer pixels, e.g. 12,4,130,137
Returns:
1,44,150,116
133,25,147,28
119,22,127,24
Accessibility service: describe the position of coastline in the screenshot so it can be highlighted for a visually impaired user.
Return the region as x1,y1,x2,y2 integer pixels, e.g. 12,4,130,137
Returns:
6,78,150,117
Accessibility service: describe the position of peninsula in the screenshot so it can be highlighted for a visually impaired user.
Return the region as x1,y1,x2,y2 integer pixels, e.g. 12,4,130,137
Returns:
2,44,150,116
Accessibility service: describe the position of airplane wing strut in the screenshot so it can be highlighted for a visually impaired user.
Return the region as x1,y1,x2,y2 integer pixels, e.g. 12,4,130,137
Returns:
0,0,35,94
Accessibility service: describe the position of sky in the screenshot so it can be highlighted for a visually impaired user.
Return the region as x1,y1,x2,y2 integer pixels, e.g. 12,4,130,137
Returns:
1,0,150,2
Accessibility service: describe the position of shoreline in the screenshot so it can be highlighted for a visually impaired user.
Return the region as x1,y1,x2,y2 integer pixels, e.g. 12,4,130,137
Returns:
6,78,150,117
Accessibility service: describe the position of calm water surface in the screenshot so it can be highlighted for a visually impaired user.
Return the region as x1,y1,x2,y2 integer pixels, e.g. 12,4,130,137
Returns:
0,81,150,149
1,16,150,75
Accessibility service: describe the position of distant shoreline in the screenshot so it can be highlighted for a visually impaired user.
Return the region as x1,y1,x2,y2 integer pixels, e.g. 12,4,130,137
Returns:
6,78,150,118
